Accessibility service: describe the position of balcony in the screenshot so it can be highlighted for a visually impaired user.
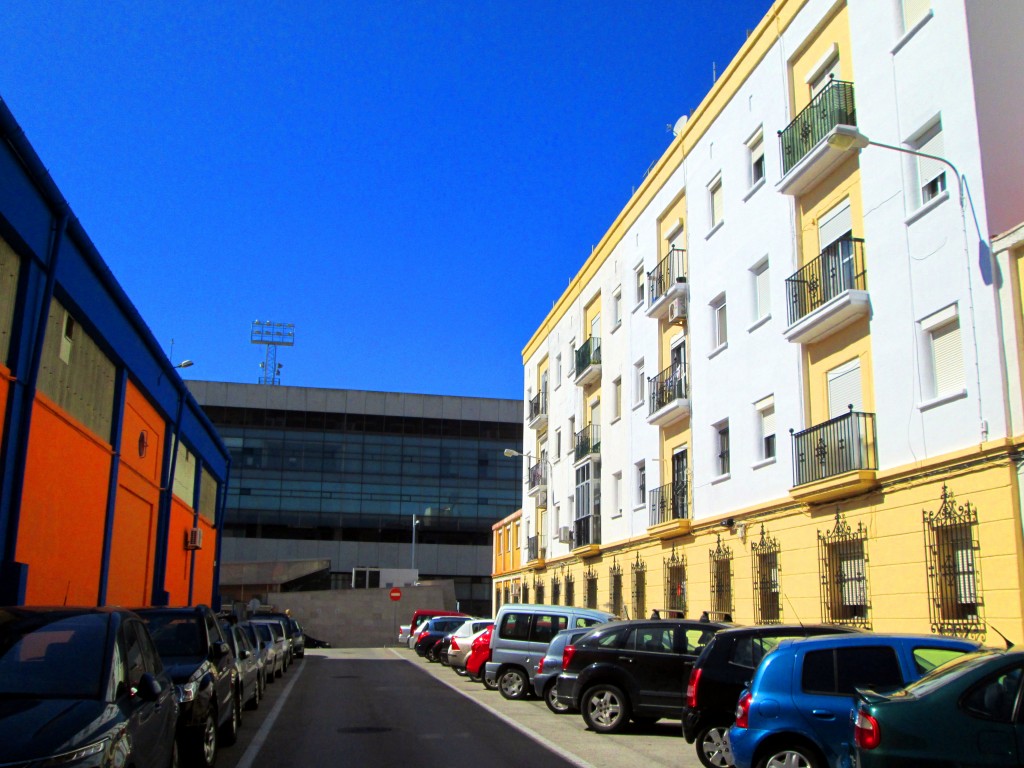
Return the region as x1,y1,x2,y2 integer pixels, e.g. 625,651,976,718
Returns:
790,408,878,503
647,480,692,539
784,237,869,345
527,461,547,507
526,534,546,567
574,424,600,464
647,364,690,427
777,79,858,196
574,337,602,387
528,392,547,430
572,513,601,558
646,248,688,322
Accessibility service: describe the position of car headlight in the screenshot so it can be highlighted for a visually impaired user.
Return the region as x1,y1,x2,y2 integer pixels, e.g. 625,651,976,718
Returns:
40,729,129,767
177,680,200,703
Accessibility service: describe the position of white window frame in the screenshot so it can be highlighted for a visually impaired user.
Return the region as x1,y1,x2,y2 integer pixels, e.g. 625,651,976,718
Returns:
633,359,645,408
612,471,623,518
754,395,776,466
713,419,731,481
612,288,623,330
750,258,770,328
919,304,966,409
612,376,622,422
708,174,724,233
635,461,647,509
634,263,646,307
747,129,765,191
710,293,728,354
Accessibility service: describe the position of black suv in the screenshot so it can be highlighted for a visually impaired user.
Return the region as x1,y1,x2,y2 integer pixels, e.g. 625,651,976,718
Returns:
554,618,728,733
682,623,858,768
136,605,240,768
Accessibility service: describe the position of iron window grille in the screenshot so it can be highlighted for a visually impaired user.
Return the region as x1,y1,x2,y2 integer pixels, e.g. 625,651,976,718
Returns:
818,511,871,628
924,485,984,639
551,575,561,606
585,566,598,610
664,547,687,616
751,524,782,624
534,578,545,605
609,560,623,617
521,583,529,604
709,536,734,620
631,553,647,620
565,573,575,607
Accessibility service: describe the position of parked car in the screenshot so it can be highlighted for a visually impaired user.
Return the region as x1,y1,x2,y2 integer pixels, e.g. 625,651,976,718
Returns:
221,620,262,711
853,647,1024,767
249,618,291,674
287,617,306,658
0,606,179,768
728,632,982,768
555,617,727,733
532,626,594,714
136,605,240,768
414,615,472,661
466,625,499,689
683,623,859,768
242,620,283,681
398,623,412,645
406,609,469,648
251,615,294,666
441,619,493,669
448,622,493,675
304,632,331,649
485,603,614,700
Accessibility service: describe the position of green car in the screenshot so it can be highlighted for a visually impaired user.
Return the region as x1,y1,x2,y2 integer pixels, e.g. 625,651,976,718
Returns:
854,648,1024,767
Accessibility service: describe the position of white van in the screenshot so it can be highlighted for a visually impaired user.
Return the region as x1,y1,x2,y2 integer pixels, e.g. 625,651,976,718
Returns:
485,603,614,700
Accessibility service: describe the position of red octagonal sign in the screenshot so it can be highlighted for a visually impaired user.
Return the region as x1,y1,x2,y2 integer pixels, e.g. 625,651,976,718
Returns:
389,587,402,601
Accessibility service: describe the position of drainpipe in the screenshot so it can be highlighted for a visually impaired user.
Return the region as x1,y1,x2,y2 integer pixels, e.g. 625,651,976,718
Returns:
97,368,128,605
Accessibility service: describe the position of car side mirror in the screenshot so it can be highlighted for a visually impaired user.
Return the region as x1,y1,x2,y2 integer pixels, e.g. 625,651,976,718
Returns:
212,640,231,659
134,672,162,702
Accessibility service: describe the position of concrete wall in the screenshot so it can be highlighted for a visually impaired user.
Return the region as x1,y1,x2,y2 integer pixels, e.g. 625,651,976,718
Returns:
264,580,463,648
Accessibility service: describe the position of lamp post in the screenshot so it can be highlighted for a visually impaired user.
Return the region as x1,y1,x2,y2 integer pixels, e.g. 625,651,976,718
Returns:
825,128,985,441
411,514,420,571
503,448,557,557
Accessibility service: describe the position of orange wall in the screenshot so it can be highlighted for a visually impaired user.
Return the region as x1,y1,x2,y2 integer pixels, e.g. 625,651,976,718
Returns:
0,364,10,435
17,394,112,605
163,497,218,606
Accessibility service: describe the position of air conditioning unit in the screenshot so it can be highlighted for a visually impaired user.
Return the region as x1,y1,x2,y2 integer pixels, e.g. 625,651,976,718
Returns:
668,297,687,323
185,528,203,550
558,526,572,544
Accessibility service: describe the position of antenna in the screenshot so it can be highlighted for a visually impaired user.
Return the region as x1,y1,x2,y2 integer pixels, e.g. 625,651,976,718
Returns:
251,320,295,386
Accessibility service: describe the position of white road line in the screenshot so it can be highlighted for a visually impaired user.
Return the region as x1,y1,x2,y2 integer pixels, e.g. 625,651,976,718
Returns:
234,661,305,768
388,648,597,768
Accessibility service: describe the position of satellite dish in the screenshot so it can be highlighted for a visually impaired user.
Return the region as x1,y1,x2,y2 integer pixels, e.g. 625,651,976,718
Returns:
672,114,689,137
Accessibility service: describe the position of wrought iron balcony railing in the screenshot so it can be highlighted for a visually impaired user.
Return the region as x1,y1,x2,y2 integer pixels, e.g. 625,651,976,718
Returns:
649,364,688,416
786,237,866,326
780,79,856,175
575,337,601,373
574,513,601,548
791,408,877,487
649,480,689,526
528,461,547,491
574,424,601,462
647,248,687,305
526,534,545,562
528,392,547,424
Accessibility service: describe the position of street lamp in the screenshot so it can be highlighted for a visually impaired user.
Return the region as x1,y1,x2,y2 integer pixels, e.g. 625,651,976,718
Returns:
411,514,421,571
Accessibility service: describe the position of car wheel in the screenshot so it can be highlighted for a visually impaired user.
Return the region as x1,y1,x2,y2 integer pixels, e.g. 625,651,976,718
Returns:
544,680,572,714
185,711,217,768
220,691,240,746
168,738,179,768
696,725,733,768
498,667,529,700
427,644,440,663
453,666,468,677
756,744,823,768
482,674,500,691
581,684,631,734
247,678,260,710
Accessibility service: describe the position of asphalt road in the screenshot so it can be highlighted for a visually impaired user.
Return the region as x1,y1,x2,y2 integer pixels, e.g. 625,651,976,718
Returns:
220,647,700,768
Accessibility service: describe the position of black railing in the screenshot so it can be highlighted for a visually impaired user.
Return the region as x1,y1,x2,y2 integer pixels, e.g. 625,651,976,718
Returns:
648,364,688,416
528,461,546,491
786,238,866,325
575,424,600,462
791,408,877,486
529,392,546,422
647,248,686,305
575,337,601,374
649,480,689,526
527,534,540,562
574,513,601,548
779,79,856,175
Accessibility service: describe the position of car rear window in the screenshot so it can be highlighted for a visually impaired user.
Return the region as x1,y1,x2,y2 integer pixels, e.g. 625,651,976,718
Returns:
802,646,902,694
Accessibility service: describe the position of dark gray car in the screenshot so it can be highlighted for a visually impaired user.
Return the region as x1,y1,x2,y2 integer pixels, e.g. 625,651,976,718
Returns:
532,626,596,713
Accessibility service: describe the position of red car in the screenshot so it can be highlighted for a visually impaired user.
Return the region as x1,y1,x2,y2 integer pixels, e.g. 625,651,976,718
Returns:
465,625,498,689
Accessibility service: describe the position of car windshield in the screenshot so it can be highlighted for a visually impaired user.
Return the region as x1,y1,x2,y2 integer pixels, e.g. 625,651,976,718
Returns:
143,615,202,658
0,612,107,698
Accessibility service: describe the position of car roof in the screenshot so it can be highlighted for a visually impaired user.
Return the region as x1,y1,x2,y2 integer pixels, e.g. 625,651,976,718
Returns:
712,623,861,637
776,632,981,650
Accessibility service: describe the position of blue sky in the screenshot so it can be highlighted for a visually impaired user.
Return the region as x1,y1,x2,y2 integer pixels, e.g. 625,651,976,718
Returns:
3,1,772,400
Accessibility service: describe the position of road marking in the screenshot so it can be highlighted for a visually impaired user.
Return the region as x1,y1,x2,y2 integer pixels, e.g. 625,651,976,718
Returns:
388,648,597,768
234,661,305,768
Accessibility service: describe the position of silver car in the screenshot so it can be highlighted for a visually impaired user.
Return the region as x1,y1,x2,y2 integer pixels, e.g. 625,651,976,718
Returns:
243,620,284,680
532,626,595,713
446,620,493,674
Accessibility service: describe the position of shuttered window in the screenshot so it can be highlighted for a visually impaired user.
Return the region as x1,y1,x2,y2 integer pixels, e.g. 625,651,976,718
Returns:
755,263,770,320
710,177,724,227
818,198,852,250
756,395,776,460
901,0,930,31
917,123,947,202
827,360,862,418
749,134,765,185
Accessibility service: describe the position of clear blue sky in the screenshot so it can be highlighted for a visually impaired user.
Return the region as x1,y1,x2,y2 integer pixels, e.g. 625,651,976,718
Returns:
3,1,772,400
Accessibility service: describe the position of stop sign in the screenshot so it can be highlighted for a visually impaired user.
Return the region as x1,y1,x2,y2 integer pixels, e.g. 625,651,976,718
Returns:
389,587,402,601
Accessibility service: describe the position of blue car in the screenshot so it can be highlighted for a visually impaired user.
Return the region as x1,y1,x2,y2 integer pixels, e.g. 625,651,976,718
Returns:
727,632,981,768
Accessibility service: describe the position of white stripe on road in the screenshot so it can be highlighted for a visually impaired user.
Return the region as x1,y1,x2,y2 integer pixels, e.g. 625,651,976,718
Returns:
234,661,305,768
388,648,597,768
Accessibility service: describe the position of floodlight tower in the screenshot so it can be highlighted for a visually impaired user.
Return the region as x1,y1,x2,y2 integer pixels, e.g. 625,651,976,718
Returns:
251,320,295,385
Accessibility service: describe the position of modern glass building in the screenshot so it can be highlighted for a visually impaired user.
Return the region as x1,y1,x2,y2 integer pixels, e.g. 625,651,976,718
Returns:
188,381,522,614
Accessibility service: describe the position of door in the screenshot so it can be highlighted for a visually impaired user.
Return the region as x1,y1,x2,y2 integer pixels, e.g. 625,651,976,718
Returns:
671,342,686,399
817,198,853,303
672,449,688,520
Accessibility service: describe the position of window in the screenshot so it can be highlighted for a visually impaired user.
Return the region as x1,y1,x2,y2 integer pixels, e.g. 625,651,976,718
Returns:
634,359,645,406
636,461,646,508
755,395,776,462
554,428,562,458
748,131,765,187
752,260,770,322
818,512,870,627
752,528,781,624
631,559,647,620
715,421,731,476
827,359,863,418
609,564,623,616
709,175,724,229
914,120,947,205
802,647,901,694
555,354,562,384
635,264,646,306
710,538,733,619
901,0,931,32
612,289,622,328
921,305,964,400
924,484,983,636
586,570,599,609
567,417,575,456
711,294,728,350
612,471,622,516
809,55,840,99
612,377,622,421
